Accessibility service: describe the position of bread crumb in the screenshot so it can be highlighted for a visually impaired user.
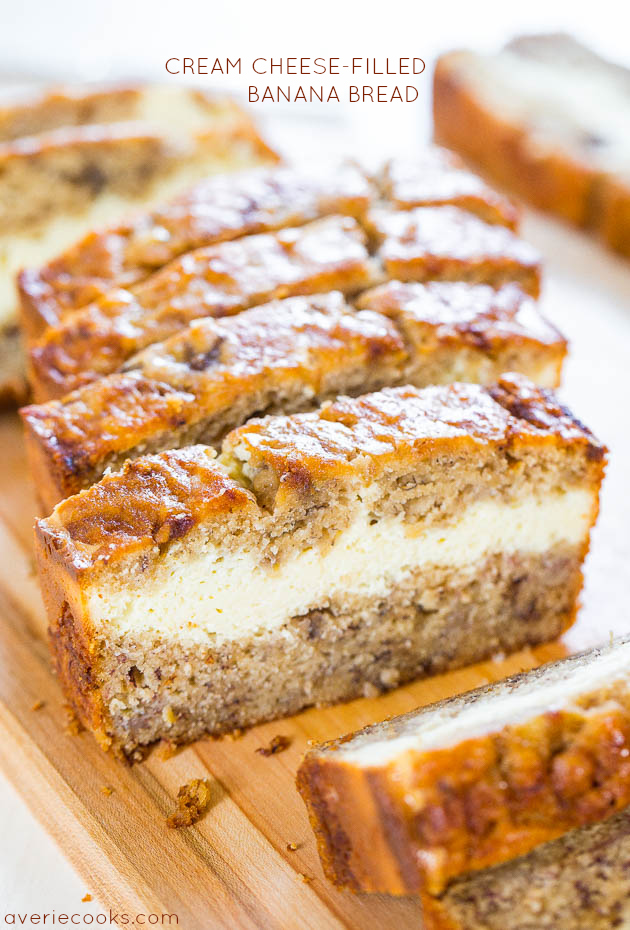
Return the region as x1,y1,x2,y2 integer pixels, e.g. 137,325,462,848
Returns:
64,703,83,736
226,727,243,741
82,894,92,902
130,746,150,764
362,682,380,698
256,735,291,756
166,778,212,828
31,699,45,711
286,842,298,851
100,785,114,796
160,740,180,760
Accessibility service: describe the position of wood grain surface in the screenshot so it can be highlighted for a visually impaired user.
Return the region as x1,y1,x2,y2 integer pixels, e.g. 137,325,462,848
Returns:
0,212,628,929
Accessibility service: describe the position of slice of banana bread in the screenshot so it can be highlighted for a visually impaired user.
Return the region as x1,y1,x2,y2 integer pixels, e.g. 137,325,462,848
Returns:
421,805,630,930
434,34,630,257
21,283,566,510
0,83,251,142
27,216,377,401
297,638,630,896
18,163,371,338
18,147,526,343
34,376,604,757
0,82,277,405
378,151,519,229
27,202,543,402
368,206,540,295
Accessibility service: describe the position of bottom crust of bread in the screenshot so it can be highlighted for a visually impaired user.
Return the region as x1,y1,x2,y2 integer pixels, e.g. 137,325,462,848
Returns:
50,544,583,758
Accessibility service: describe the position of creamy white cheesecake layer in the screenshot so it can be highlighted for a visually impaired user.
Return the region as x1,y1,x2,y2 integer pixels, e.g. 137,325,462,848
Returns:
87,486,595,645
0,155,261,330
343,639,630,767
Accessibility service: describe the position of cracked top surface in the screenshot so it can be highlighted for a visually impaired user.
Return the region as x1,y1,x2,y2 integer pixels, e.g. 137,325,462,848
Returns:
371,205,540,270
357,280,564,350
380,153,519,229
19,163,372,320
36,375,605,574
29,215,376,399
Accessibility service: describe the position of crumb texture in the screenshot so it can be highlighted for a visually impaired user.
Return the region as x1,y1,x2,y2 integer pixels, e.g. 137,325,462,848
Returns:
431,806,630,929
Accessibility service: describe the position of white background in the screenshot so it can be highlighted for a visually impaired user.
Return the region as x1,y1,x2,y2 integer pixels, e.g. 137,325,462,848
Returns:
1,0,629,918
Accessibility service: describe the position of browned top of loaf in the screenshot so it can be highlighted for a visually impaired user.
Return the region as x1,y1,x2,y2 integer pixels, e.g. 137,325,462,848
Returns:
22,291,404,474
380,152,519,229
19,164,372,319
29,215,375,399
36,375,604,574
371,205,540,272
22,281,561,475
37,446,256,573
224,374,602,485
357,280,565,351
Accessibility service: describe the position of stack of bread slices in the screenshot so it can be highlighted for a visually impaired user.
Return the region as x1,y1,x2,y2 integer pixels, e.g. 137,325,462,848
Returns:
12,118,622,923
0,81,279,404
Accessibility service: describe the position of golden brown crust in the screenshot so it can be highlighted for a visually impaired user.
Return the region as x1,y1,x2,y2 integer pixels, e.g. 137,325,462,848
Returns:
371,206,541,296
380,153,520,230
21,282,568,510
21,292,406,507
27,216,376,401
18,164,371,335
598,173,630,258
35,446,257,575
224,374,601,500
35,376,604,577
421,805,630,930
297,642,630,896
357,280,564,354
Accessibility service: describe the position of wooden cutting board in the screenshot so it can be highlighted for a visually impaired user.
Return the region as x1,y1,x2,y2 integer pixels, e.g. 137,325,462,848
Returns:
0,213,629,929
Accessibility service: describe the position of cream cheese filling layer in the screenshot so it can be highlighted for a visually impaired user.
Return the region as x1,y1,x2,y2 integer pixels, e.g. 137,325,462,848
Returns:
344,640,630,767
88,486,594,645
